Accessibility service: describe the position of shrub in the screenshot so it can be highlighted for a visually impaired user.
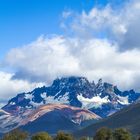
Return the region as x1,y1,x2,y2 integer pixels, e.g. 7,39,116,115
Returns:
113,128,132,140
79,136,87,140
1,129,28,140
93,127,113,140
31,132,52,140
54,131,74,140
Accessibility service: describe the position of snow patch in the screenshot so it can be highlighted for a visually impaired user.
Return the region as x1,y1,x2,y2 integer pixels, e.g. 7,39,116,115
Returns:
25,94,33,100
28,92,70,107
118,95,129,105
77,94,110,109
41,92,47,99
30,101,44,107
9,102,16,105
43,92,69,104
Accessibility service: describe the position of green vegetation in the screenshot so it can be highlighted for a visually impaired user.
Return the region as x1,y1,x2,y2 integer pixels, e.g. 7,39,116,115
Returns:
79,137,87,140
93,127,132,140
0,127,138,140
54,131,74,140
1,129,28,140
93,127,113,140
31,132,52,140
113,128,132,140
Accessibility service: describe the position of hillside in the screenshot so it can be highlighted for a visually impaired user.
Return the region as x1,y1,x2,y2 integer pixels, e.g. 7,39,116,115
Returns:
19,104,100,134
75,102,140,137
0,104,100,134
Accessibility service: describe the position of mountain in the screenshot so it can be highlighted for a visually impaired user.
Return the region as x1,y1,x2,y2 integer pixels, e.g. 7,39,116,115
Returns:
0,109,17,133
2,76,140,118
20,104,100,134
0,104,100,134
74,102,140,137
0,109,10,116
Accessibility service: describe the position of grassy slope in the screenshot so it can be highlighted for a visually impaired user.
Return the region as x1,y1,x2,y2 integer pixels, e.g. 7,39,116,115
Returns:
75,102,140,137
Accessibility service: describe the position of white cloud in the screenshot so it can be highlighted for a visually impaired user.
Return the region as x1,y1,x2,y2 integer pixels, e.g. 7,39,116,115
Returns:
0,102,6,108
0,71,44,103
68,0,140,50
4,36,140,91
62,10,72,19
5,36,80,83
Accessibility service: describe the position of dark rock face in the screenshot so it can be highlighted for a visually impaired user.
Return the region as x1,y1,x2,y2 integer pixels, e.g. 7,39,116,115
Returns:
2,76,140,118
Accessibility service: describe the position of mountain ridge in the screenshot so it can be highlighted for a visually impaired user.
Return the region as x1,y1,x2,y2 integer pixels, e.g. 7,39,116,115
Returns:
0,104,100,134
2,76,140,118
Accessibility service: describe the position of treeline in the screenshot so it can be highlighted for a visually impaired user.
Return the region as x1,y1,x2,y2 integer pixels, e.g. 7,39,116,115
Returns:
0,127,140,140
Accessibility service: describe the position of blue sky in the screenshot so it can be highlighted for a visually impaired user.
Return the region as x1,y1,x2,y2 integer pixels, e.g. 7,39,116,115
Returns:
0,0,95,59
0,0,125,59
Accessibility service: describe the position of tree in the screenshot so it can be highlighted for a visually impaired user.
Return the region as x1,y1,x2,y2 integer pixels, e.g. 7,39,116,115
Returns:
1,129,28,140
31,132,52,140
93,127,113,140
54,131,74,140
80,136,87,140
113,128,132,140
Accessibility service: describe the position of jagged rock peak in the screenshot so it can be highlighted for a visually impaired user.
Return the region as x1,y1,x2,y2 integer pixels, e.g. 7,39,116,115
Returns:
52,76,90,86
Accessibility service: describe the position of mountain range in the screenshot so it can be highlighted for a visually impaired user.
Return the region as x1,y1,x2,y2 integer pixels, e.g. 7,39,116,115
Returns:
1,76,140,135
3,76,140,117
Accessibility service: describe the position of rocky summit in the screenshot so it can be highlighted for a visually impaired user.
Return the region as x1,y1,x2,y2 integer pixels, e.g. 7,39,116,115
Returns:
3,76,140,118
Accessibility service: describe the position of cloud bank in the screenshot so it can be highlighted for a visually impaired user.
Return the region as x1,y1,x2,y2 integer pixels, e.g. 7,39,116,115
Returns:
65,0,140,50
0,71,44,102
1,0,140,103
4,35,140,91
